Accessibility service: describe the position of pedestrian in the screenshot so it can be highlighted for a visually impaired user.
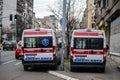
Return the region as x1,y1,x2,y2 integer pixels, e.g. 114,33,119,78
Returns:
106,44,111,57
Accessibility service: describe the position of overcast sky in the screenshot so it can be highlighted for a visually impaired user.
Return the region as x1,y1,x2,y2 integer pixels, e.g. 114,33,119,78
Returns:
34,0,57,18
33,0,86,18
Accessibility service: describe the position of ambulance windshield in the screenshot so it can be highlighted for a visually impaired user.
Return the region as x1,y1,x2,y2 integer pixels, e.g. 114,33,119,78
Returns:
24,37,53,48
74,38,103,50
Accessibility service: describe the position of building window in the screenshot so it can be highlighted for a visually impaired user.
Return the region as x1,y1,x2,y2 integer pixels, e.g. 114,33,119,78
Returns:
101,0,106,8
106,0,109,7
113,0,119,5
97,1,101,7
111,17,120,35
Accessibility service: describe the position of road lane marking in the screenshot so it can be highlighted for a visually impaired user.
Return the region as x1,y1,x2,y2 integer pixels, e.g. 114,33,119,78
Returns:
2,60,16,65
48,71,79,80
15,62,21,66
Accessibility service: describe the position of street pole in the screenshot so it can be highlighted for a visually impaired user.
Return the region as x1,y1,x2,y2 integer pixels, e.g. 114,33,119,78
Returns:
60,0,66,70
0,29,1,42
15,21,17,42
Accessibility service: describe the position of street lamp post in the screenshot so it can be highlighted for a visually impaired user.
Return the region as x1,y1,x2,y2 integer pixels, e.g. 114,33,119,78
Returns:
60,0,66,70
0,24,2,43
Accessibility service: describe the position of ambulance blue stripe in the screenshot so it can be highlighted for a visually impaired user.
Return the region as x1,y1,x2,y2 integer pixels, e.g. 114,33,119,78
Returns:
25,57,53,61
73,59,103,63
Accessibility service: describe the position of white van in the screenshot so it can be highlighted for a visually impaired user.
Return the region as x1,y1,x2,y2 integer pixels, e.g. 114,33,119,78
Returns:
70,29,107,72
21,28,60,70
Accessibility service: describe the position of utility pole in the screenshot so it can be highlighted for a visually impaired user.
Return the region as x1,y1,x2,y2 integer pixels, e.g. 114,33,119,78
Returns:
60,0,66,70
0,23,2,43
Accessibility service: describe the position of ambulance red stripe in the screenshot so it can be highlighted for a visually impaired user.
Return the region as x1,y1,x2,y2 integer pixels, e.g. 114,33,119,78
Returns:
74,32,99,36
24,31,48,35
23,49,54,53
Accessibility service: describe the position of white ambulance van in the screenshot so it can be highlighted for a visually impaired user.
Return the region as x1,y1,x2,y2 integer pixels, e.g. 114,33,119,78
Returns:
21,28,60,70
70,29,106,72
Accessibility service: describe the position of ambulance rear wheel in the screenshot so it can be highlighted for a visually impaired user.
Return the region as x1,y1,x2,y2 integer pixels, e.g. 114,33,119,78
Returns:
24,65,29,71
51,64,57,70
99,67,105,73
16,56,19,59
15,55,19,59
70,66,74,72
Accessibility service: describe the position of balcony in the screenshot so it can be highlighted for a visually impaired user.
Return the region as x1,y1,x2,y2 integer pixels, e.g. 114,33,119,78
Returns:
104,0,120,21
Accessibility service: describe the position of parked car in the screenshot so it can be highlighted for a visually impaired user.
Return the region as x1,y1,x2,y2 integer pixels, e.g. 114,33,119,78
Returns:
15,41,23,59
2,41,14,51
15,47,23,59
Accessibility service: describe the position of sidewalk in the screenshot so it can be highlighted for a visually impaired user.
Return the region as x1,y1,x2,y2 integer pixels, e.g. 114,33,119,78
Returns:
109,52,120,69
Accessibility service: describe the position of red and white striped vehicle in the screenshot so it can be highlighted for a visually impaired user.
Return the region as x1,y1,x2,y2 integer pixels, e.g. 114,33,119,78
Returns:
70,29,107,72
21,28,60,70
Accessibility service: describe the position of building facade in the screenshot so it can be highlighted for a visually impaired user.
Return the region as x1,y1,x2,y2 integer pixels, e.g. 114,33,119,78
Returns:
16,0,34,41
2,0,34,41
0,0,3,42
38,15,58,30
86,0,95,28
2,0,17,40
33,18,42,29
80,8,87,29
0,0,3,24
80,0,95,29
94,0,120,54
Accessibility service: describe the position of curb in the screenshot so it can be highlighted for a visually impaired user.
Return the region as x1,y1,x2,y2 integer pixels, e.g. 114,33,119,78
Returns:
109,52,120,57
108,56,120,71
48,71,79,80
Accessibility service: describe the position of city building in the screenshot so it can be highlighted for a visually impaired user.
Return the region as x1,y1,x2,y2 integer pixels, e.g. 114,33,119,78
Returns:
49,15,58,31
86,0,95,28
38,15,58,31
17,0,34,41
0,0,3,24
80,8,87,29
0,0,3,42
2,0,17,40
33,18,42,29
2,0,34,42
94,0,120,55
80,0,95,29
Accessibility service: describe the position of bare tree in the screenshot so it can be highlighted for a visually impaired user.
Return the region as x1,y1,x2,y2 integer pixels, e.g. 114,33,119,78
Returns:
48,0,86,58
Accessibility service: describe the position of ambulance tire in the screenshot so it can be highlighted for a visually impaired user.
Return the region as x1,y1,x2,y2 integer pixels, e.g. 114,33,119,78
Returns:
15,56,19,59
24,65,29,71
70,66,74,72
57,58,61,65
99,67,105,73
51,64,57,70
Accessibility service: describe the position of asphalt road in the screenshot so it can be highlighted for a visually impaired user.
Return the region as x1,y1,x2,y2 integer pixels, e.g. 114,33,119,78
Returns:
0,51,63,80
0,51,120,80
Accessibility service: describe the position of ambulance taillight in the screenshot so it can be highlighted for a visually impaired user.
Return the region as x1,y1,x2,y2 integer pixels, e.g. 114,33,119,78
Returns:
70,47,74,59
21,46,24,53
52,46,57,57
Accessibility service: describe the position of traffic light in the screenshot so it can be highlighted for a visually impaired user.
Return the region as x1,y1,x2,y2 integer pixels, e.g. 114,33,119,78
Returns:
10,14,13,21
14,15,17,22
0,24,2,29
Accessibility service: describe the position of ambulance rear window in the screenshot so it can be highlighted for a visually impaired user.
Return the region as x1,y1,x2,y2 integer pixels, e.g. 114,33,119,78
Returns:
24,37,53,48
74,38,103,50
